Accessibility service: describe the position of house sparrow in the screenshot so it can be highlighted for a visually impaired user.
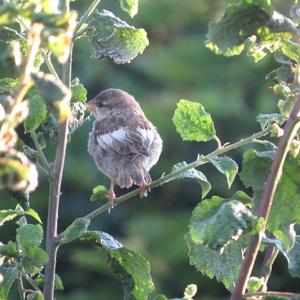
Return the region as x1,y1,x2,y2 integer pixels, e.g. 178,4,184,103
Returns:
86,89,162,208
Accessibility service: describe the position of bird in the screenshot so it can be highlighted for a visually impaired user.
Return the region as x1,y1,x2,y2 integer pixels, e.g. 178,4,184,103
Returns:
86,89,163,208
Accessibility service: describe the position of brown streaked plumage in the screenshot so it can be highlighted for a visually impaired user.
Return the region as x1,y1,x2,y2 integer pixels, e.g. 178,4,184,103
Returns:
86,89,162,208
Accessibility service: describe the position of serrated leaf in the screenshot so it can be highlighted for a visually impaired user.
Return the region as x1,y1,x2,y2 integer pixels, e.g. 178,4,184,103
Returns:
58,218,90,244
81,231,154,300
24,95,47,133
25,245,49,267
0,77,19,95
171,161,211,198
240,149,300,247
90,185,108,202
0,209,18,226
87,10,149,64
0,266,17,300
209,156,238,188
172,99,216,142
33,72,71,122
188,194,256,252
266,65,295,84
256,113,286,130
287,235,300,278
186,233,248,291
16,224,43,249
0,241,17,257
247,276,264,292
71,78,87,103
120,0,139,18
206,0,270,56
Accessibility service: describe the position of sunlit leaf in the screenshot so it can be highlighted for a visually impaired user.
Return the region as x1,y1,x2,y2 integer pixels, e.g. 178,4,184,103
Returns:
172,99,215,142
87,10,149,64
90,185,108,202
188,193,256,252
171,161,211,198
0,209,18,226
209,156,238,188
71,77,87,103
120,0,139,17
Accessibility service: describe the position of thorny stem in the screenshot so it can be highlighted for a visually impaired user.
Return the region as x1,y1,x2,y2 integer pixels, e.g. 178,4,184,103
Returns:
230,92,300,300
84,126,271,220
42,51,60,81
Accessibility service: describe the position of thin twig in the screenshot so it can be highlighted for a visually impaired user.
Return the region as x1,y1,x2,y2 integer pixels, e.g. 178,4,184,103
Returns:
74,0,102,35
17,272,25,300
259,245,279,292
24,274,41,292
230,92,300,300
244,291,300,299
31,131,50,171
42,51,60,81
83,126,271,220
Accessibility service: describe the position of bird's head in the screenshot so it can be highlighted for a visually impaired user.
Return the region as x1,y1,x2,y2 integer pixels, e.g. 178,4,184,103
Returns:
85,89,139,120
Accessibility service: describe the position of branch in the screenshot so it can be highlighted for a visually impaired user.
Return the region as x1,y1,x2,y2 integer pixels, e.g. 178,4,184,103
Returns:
74,0,102,35
230,92,300,300
31,131,50,172
84,126,271,220
244,291,300,299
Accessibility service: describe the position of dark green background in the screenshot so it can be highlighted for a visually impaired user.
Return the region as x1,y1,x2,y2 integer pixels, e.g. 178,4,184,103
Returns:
1,0,299,299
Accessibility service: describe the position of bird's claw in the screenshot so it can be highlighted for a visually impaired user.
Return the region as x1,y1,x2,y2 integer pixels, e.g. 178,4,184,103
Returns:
140,183,150,198
108,189,116,213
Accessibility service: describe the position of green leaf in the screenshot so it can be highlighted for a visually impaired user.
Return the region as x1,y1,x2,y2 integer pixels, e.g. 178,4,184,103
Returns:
71,78,87,103
35,273,64,291
171,161,211,198
209,156,238,188
32,72,71,122
153,295,168,300
24,95,47,133
256,113,286,130
172,99,216,142
287,235,300,278
87,10,149,64
0,77,19,95
81,231,154,300
0,241,18,257
16,224,43,249
27,291,44,300
24,208,42,224
247,276,264,292
266,65,295,84
0,5,19,25
120,0,139,18
188,194,256,252
0,209,18,226
58,218,90,244
206,0,270,56
186,233,248,291
0,26,22,42
240,149,300,246
90,185,108,202
0,266,18,300
25,245,49,267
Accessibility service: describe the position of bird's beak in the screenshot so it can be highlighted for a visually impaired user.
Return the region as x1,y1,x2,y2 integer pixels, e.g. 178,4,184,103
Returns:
85,99,97,111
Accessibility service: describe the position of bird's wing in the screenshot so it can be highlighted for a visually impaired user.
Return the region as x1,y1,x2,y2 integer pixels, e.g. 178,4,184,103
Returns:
93,112,154,159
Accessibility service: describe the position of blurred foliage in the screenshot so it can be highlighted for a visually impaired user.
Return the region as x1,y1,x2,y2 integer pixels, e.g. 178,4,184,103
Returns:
1,0,299,299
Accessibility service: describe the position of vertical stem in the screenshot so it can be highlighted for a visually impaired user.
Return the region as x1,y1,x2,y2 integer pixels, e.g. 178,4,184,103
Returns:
230,93,300,300
43,3,73,300
17,273,25,300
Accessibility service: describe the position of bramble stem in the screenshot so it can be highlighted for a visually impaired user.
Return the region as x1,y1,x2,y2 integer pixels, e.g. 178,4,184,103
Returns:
230,92,300,300
243,291,300,299
84,126,271,220
17,273,25,300
43,2,73,299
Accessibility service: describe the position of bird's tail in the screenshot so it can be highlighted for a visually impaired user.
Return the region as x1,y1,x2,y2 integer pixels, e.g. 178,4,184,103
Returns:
117,161,151,189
